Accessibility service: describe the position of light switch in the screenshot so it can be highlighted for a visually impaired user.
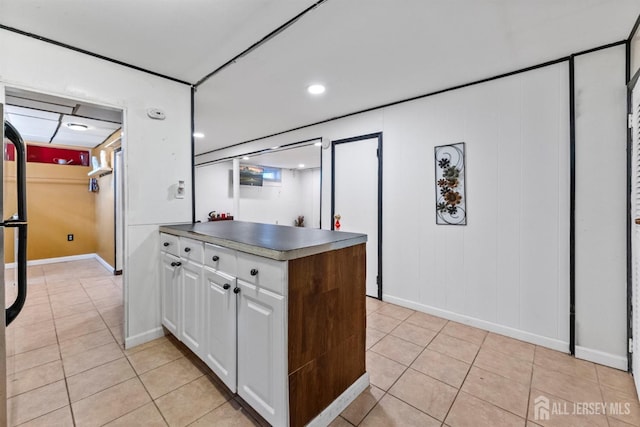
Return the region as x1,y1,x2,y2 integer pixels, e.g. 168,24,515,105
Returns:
176,180,185,199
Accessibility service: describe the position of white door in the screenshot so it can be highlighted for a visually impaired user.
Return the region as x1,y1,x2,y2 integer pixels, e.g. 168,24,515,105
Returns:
631,83,640,389
236,279,286,427
333,134,381,298
161,252,180,335
181,260,203,355
203,268,237,392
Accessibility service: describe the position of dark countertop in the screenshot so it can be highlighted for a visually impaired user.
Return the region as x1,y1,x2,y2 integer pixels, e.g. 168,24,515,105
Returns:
159,221,367,261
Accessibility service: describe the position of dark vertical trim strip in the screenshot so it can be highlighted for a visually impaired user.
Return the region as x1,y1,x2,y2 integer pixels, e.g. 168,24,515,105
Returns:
191,86,196,223
331,132,384,300
319,142,323,229
569,56,576,356
377,134,383,300
629,13,640,42
0,25,191,86
626,40,634,373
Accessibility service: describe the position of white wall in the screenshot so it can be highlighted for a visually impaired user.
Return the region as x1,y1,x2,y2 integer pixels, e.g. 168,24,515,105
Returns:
195,162,321,227
574,45,628,369
0,30,193,347
196,62,573,352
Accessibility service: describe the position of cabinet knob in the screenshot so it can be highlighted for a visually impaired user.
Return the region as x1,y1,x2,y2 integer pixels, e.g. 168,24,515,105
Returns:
184,247,191,252
223,283,230,290
233,287,240,294
250,268,258,276
175,261,182,267
212,255,220,261
163,242,170,247
170,262,176,267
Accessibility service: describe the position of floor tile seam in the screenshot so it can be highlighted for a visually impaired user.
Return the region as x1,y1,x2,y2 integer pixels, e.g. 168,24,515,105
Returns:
530,364,607,404
6,372,67,401
63,352,127,379
140,369,207,401
383,325,435,349
481,342,534,364
343,388,386,426
8,336,59,357
458,368,531,420
439,328,488,424
61,337,123,361
438,328,487,347
123,339,170,357
9,397,69,427
402,319,447,334
368,347,416,368
153,377,231,425
70,385,152,426
383,384,448,424
126,353,188,376
389,321,440,347
470,358,532,387
532,359,600,385
424,341,475,365
598,382,639,405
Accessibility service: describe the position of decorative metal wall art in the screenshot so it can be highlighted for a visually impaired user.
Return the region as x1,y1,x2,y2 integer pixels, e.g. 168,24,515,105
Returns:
435,142,467,225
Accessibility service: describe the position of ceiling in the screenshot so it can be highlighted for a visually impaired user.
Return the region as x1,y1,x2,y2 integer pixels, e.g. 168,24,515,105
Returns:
2,0,640,154
240,143,321,170
3,88,122,148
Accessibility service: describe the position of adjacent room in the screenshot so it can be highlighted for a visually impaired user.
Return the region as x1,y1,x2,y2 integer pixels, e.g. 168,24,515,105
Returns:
2,1,640,426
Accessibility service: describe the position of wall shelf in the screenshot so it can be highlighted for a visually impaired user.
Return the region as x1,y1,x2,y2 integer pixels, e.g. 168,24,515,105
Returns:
88,167,112,178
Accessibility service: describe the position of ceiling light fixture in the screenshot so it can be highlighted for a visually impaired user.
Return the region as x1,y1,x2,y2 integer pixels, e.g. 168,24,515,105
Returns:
307,84,326,95
193,132,204,138
314,142,322,147
66,123,88,131
242,156,250,160
298,164,305,168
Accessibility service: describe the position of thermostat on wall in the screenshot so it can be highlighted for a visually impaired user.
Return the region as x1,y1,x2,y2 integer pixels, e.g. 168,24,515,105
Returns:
147,108,166,120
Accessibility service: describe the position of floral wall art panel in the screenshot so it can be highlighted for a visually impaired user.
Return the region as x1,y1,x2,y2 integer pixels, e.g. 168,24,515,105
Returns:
435,142,467,225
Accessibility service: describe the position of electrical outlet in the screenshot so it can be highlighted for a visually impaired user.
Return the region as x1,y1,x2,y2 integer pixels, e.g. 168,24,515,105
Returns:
67,234,74,241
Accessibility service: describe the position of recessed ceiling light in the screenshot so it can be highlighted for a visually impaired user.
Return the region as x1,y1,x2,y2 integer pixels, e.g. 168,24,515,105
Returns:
307,84,325,95
314,142,322,147
193,132,204,138
242,156,250,160
298,164,305,168
66,123,88,131
271,146,279,150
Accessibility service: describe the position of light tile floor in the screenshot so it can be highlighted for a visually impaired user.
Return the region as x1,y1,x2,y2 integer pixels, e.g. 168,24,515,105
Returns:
4,259,640,426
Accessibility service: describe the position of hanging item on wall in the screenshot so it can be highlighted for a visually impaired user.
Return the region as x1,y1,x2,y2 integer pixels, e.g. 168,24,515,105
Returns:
434,142,466,225
89,178,99,193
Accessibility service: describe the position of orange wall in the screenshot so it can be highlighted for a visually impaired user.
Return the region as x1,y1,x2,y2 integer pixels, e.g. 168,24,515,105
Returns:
92,133,120,269
4,154,97,262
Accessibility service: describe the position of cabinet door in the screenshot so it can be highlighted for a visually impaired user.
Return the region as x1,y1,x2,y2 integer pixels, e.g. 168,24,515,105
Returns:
237,280,287,427
160,252,180,336
203,269,237,392
180,260,204,356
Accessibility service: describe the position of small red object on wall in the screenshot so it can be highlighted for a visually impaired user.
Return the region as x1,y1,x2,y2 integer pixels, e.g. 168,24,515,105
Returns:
334,214,341,230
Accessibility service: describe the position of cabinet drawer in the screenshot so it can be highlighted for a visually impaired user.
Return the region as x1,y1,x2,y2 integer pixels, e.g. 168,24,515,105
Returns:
160,233,179,256
204,243,237,274
180,237,204,264
237,251,286,295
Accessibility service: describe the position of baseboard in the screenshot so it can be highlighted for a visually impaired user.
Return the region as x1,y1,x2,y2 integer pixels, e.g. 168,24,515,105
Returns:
575,346,628,371
383,294,569,353
124,327,165,350
307,373,370,427
5,253,116,271
94,254,114,272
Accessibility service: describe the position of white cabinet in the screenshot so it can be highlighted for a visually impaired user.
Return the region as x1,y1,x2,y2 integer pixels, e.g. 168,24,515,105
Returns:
180,260,204,356
203,268,237,392
160,234,288,427
160,252,180,336
236,279,287,427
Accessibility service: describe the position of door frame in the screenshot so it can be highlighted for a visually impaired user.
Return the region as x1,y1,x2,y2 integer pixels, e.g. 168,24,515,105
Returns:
331,132,383,300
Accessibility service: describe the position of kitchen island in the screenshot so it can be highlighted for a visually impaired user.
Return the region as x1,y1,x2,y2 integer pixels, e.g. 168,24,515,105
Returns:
159,221,368,427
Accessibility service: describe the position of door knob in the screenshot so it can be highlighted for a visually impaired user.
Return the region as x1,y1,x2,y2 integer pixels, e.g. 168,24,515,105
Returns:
184,247,191,252
233,287,240,294
163,242,169,247
223,283,230,290
212,255,219,261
